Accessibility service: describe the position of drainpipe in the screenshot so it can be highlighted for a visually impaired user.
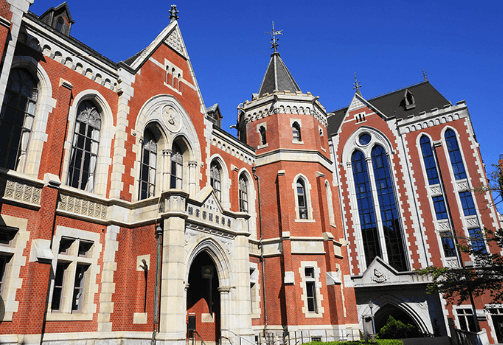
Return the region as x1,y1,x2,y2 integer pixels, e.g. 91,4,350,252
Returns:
252,165,268,329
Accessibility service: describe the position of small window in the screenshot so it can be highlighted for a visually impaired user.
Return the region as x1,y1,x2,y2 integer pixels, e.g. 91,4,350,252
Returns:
468,228,486,254
306,281,317,312
305,267,315,278
297,179,308,219
170,143,183,189
0,255,12,296
292,122,301,142
259,126,267,145
359,133,371,146
239,175,248,213
210,161,222,200
432,196,448,220
56,17,64,32
457,308,476,332
59,237,74,255
72,264,89,311
440,232,456,257
459,191,476,216
78,241,93,258
51,262,68,311
0,228,16,247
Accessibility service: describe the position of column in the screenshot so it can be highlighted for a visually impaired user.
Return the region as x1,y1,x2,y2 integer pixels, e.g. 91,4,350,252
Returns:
162,149,172,192
188,160,198,196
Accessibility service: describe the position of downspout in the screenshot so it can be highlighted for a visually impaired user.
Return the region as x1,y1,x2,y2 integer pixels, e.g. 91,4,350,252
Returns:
252,165,268,328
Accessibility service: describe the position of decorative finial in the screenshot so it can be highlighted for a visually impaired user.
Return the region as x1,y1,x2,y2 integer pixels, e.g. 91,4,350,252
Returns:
422,69,428,82
353,73,362,92
265,21,283,53
169,5,179,22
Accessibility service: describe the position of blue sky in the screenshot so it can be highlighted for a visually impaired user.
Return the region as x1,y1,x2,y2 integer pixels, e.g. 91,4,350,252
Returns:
30,0,503,182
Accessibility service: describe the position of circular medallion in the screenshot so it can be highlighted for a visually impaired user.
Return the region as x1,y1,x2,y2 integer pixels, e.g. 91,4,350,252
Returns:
162,105,181,133
359,133,371,146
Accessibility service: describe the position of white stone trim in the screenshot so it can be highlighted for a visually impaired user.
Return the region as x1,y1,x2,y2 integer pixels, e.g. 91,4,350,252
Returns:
292,173,314,221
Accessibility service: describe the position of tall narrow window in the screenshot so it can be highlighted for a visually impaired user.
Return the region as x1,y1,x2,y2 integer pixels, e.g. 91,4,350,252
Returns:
292,122,301,142
420,136,440,185
297,179,308,219
459,191,476,216
259,126,267,145
170,143,183,189
305,267,317,312
0,69,38,170
139,129,157,200
51,262,68,311
352,150,381,265
440,232,457,257
445,129,467,180
239,175,248,212
166,66,172,85
72,264,88,311
210,161,221,200
68,100,101,192
371,146,407,271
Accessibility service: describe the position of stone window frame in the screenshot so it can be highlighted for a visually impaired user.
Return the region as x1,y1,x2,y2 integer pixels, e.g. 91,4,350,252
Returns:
290,119,303,144
299,261,324,318
61,90,114,197
454,306,477,332
208,155,231,209
292,174,314,222
0,215,29,322
46,226,101,321
257,122,268,149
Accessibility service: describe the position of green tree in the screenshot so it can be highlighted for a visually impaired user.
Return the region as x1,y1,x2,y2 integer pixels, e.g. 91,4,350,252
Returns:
378,315,422,339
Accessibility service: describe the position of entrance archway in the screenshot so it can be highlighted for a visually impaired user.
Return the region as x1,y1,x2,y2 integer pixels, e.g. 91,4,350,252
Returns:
186,251,220,344
374,304,421,336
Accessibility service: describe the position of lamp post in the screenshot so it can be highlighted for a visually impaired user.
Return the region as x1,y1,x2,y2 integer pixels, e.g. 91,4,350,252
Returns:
369,301,376,342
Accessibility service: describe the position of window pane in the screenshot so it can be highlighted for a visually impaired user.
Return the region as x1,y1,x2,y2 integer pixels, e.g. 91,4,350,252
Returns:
445,129,466,180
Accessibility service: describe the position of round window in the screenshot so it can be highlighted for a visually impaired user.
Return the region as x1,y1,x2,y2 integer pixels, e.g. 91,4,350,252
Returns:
359,133,371,145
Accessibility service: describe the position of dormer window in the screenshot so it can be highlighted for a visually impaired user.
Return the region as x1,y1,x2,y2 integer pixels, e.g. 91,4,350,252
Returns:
56,17,64,32
403,89,416,110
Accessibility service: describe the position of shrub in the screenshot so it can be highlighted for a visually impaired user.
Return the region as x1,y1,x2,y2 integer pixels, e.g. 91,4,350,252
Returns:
303,339,403,345
378,315,422,339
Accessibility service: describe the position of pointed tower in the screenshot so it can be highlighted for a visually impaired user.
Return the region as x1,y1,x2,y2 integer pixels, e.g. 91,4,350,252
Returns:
237,29,359,336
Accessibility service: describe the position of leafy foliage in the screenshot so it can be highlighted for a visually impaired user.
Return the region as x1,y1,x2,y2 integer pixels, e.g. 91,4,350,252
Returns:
377,315,423,339
305,340,403,345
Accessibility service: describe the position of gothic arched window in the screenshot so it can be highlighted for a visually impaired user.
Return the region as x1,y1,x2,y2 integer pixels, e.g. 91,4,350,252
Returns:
139,128,157,200
420,136,439,185
296,179,308,219
170,143,183,189
445,129,466,180
68,100,101,192
351,150,381,265
239,174,248,213
292,122,301,142
210,161,221,200
371,145,407,271
0,69,38,170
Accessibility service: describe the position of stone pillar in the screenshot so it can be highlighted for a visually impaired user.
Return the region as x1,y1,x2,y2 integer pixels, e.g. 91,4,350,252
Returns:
159,193,188,343
188,160,198,196
219,286,232,343
162,149,172,192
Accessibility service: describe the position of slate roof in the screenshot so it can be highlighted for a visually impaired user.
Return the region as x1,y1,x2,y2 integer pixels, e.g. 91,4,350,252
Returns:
258,52,301,97
124,49,145,66
327,81,450,136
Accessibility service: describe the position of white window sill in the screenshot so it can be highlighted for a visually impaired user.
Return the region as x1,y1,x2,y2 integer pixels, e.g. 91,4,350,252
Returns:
46,312,93,321
292,141,304,144
295,219,315,223
257,143,268,149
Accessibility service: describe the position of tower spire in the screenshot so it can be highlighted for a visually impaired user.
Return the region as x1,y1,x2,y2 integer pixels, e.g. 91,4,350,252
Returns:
353,72,362,93
422,69,428,82
169,4,179,22
265,21,283,53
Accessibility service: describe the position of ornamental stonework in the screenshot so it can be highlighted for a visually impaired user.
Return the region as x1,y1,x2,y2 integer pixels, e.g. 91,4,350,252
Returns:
58,194,107,219
1,177,42,205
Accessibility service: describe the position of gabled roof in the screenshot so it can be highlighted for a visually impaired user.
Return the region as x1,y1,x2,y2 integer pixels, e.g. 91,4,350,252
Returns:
40,2,74,24
327,81,450,136
258,52,301,97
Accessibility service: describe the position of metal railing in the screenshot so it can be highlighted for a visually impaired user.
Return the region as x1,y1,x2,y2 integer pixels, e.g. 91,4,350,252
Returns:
255,329,359,345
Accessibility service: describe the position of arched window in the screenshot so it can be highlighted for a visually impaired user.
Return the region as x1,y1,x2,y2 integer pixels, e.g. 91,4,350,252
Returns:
239,174,248,213
68,100,101,192
371,146,407,271
170,143,183,189
210,161,221,200
259,126,266,145
0,69,38,170
351,150,381,265
420,136,439,185
296,179,308,219
166,66,172,85
292,122,301,142
138,128,157,200
445,129,466,180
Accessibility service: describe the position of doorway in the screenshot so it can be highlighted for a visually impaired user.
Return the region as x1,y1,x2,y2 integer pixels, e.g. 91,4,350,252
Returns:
186,251,220,344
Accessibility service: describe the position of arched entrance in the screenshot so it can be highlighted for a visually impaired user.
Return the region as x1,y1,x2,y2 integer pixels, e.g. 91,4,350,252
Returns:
186,251,220,344
374,304,421,336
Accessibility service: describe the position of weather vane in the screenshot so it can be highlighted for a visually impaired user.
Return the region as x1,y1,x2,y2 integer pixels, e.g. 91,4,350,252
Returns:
169,4,179,22
353,73,362,92
422,69,428,82
266,21,283,52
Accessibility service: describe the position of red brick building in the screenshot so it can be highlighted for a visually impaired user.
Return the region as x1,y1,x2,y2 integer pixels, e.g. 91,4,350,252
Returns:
0,2,358,345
